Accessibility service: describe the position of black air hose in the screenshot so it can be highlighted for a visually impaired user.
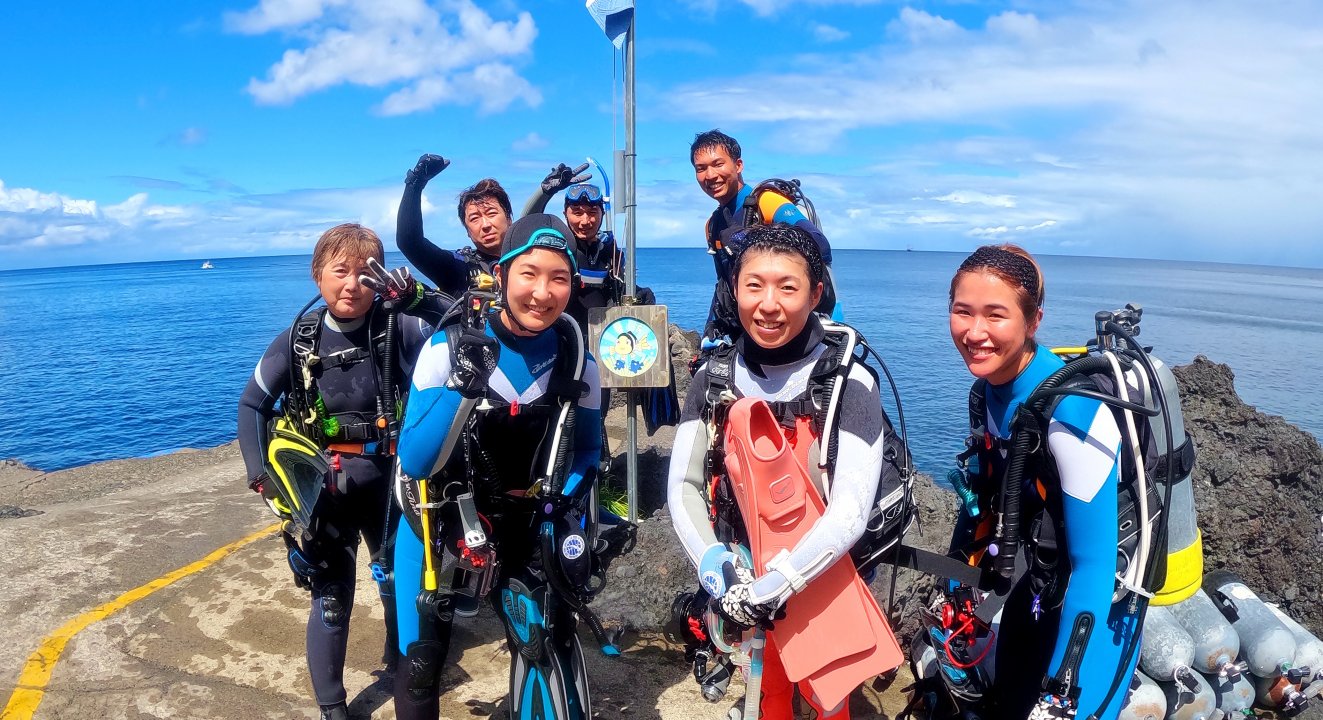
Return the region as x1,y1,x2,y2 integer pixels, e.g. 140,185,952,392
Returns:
994,354,1114,580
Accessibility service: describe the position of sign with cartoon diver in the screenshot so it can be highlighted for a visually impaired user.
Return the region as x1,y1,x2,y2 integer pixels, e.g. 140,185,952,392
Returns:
588,304,670,389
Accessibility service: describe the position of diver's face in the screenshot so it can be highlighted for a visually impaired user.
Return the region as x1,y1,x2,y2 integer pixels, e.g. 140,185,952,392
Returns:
948,270,1042,386
564,202,604,242
498,248,573,335
735,249,823,350
614,335,633,355
463,198,510,255
692,145,744,205
316,253,375,319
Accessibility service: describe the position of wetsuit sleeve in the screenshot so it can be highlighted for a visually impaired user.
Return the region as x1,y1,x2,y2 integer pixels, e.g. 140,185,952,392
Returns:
668,365,722,565
397,179,470,294
521,187,554,217
749,362,882,605
562,355,603,498
237,330,292,484
396,334,464,479
1044,394,1136,717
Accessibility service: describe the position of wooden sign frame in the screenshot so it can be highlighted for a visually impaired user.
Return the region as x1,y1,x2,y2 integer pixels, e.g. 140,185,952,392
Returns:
588,304,671,389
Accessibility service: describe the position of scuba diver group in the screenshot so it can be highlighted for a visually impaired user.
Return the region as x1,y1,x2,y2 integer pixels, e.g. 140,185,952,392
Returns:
237,129,1320,720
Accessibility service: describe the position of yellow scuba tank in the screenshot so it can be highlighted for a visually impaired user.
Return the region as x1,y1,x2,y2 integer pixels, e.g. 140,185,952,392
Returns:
1143,354,1201,605
263,416,330,533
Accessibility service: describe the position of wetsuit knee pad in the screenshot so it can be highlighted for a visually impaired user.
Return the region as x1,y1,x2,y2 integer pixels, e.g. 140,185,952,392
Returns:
320,583,349,628
404,640,446,696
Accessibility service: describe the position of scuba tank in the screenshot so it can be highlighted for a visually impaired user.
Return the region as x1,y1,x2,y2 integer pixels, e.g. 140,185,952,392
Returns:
1204,570,1298,679
1120,671,1169,720
1168,589,1243,677
1159,671,1218,720
1206,672,1254,715
1144,355,1202,607
1141,605,1197,682
1253,673,1309,713
1265,603,1323,684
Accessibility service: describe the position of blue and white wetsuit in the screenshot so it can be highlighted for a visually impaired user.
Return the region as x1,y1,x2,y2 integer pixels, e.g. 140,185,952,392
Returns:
390,316,601,720
964,344,1140,719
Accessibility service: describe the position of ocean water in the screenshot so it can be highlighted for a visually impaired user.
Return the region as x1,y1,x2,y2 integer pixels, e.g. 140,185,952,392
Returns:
2,250,1320,475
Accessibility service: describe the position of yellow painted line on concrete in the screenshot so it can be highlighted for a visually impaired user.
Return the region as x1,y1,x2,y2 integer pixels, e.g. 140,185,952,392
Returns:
1,522,281,720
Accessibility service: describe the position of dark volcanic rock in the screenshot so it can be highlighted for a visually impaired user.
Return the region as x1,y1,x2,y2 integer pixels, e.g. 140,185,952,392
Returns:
1173,356,1323,634
596,345,1323,654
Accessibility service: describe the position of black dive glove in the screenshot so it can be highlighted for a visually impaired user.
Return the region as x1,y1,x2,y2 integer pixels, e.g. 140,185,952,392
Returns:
360,257,422,311
405,153,450,189
541,162,592,194
715,562,779,631
445,327,500,399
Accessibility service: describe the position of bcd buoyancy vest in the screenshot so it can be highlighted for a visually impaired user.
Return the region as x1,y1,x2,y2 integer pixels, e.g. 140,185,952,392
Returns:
958,304,1200,717
698,320,915,576
285,302,402,449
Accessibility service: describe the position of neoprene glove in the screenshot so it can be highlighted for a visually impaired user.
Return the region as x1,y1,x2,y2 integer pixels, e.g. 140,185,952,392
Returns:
360,257,422,311
405,153,450,188
541,162,592,194
715,561,778,630
445,327,500,399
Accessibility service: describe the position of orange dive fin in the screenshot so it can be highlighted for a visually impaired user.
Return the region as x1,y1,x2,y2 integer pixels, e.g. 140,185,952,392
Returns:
723,397,903,711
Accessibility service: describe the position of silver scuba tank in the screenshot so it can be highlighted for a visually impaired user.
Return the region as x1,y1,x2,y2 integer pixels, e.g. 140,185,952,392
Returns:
1168,589,1242,677
1160,670,1219,720
1205,671,1254,714
1266,602,1323,684
1203,570,1297,678
1142,355,1202,606
1120,671,1169,720
1252,673,1308,712
1141,605,1197,681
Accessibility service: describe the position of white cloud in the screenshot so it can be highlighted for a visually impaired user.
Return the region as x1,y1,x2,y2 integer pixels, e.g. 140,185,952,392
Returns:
230,0,539,114
934,191,1017,208
511,132,549,152
683,0,881,18
888,8,961,42
658,0,1323,265
0,181,194,252
811,23,850,43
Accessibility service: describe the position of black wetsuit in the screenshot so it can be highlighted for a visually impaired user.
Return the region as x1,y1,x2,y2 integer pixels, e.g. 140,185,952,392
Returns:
237,302,438,709
397,180,498,297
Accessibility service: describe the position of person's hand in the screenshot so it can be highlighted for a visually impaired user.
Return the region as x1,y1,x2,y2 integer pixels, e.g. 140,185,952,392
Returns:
714,560,778,630
405,153,450,188
541,162,592,194
360,257,422,311
445,327,500,398
253,473,295,520
717,580,777,631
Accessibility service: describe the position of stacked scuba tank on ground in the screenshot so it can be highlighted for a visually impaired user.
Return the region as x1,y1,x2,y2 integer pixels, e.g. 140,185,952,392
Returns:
1120,573,1323,719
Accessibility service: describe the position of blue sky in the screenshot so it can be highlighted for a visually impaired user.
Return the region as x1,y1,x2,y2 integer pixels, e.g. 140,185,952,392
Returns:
3,0,1322,270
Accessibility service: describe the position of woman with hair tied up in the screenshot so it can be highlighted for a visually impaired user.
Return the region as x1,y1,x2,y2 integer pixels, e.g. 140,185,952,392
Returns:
669,222,908,718
946,244,1140,720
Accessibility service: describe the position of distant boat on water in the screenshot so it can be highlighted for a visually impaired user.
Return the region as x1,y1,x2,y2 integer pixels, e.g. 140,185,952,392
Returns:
201,261,214,269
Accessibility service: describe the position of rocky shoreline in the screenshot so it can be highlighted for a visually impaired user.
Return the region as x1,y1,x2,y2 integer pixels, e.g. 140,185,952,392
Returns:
1,338,1320,718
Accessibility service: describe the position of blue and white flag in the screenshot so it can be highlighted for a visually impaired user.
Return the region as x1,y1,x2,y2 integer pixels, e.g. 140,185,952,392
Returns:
585,0,633,49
